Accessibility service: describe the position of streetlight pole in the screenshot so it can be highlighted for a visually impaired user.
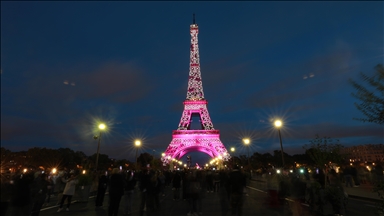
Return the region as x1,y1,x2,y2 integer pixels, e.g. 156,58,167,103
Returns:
94,123,106,171
135,140,141,170
231,147,235,168
274,120,285,168
242,138,251,168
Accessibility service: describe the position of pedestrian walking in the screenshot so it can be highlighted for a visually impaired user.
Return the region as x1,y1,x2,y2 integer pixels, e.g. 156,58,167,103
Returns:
10,171,34,216
172,171,182,200
95,171,108,207
108,168,125,216
124,171,136,215
375,164,384,184
328,169,346,216
30,173,49,216
219,170,230,216
206,171,214,193
343,166,353,187
196,171,205,215
182,171,188,200
139,166,153,216
54,171,66,205
57,174,78,212
187,171,201,216
149,171,161,211
228,165,246,216
351,166,360,187
1,174,13,216
158,171,166,197
44,174,53,206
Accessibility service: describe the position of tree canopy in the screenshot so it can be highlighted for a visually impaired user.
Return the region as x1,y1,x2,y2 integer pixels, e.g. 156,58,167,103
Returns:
350,64,384,124
303,134,345,170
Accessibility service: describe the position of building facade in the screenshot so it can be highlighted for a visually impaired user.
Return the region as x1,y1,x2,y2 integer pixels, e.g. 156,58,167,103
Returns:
342,144,384,163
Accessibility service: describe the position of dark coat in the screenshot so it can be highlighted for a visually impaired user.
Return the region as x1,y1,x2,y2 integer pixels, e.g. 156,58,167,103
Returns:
98,175,108,191
124,172,136,191
109,173,125,197
229,169,246,194
172,172,182,188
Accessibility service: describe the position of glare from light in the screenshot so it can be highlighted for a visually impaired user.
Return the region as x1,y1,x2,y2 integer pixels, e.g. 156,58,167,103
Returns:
242,138,250,145
52,168,57,174
99,123,106,130
135,140,141,147
274,120,282,128
231,147,235,152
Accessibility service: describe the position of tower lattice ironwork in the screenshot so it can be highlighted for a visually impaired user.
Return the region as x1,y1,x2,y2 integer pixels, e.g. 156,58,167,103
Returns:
161,16,230,165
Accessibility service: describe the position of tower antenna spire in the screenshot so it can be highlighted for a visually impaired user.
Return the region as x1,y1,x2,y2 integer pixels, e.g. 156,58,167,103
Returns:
193,13,195,24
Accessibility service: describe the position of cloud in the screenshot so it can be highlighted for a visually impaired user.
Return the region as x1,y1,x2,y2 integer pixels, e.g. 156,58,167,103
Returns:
1,115,84,145
290,122,383,140
75,61,154,103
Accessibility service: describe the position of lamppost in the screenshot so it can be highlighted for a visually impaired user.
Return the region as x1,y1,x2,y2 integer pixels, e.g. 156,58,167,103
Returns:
242,138,251,168
94,123,106,171
134,140,141,170
274,120,285,168
231,147,235,168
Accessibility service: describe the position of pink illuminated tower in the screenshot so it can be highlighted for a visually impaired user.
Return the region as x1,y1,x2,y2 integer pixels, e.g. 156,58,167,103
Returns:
161,15,230,165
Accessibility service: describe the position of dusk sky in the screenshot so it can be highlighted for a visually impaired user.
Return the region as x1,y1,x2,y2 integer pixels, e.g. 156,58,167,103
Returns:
1,2,383,164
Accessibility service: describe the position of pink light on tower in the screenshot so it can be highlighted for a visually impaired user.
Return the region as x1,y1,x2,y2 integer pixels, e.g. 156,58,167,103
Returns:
161,14,230,165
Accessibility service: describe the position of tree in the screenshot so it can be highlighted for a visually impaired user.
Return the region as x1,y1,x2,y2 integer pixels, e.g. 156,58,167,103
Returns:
349,64,384,124
137,153,153,168
88,153,110,171
303,135,345,170
303,135,348,214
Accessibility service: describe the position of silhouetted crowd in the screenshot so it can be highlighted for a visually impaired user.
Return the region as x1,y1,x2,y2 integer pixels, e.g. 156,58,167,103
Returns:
1,163,383,216
0,165,249,216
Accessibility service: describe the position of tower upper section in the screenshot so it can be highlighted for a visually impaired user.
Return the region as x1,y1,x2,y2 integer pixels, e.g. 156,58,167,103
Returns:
186,17,205,100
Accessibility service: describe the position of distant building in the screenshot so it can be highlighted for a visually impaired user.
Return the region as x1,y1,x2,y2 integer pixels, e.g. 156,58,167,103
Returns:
342,144,384,163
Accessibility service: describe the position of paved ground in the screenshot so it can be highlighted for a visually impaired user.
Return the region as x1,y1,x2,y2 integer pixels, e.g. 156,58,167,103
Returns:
34,185,293,216
3,176,382,216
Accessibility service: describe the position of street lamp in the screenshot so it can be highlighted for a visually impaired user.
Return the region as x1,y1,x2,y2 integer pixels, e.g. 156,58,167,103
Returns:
231,147,235,167
94,123,106,171
274,120,285,168
134,140,141,170
242,138,251,168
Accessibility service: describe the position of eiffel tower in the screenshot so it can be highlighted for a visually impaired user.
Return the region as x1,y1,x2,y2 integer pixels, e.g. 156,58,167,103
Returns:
161,15,230,165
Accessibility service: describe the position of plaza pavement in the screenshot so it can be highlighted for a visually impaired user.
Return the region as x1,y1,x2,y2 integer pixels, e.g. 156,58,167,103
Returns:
4,175,381,216
251,175,381,202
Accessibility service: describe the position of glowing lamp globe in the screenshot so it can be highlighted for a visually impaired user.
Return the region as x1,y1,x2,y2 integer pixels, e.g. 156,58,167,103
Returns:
243,138,250,145
135,140,141,147
274,120,282,128
98,123,106,130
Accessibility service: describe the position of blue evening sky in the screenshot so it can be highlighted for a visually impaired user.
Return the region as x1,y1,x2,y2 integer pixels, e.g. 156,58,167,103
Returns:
1,2,383,163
